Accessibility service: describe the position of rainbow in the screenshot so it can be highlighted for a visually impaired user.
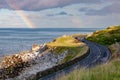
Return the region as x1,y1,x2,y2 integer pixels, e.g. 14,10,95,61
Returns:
16,11,36,28
4,0,36,28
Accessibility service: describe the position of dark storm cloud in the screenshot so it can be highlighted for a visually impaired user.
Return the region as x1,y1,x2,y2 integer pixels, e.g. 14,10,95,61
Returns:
0,0,101,11
80,2,120,16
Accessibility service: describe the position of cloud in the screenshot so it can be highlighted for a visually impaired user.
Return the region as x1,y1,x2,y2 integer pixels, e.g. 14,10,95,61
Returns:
0,9,120,28
80,2,120,16
58,12,67,15
0,0,101,11
0,1,9,9
47,11,70,16
46,11,75,16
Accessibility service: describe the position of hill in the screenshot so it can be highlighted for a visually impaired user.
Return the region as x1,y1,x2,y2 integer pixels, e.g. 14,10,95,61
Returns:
47,35,88,63
86,25,120,45
59,25,120,80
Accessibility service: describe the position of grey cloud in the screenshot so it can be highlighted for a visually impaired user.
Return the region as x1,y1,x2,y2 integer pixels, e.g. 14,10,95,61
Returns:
47,12,68,16
57,12,74,16
80,3,120,16
79,7,90,12
58,12,67,15
0,0,101,11
0,1,9,8
47,11,73,16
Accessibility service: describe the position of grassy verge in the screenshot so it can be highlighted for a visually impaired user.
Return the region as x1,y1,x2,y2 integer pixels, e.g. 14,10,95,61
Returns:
58,59,120,80
60,46,88,63
47,35,88,63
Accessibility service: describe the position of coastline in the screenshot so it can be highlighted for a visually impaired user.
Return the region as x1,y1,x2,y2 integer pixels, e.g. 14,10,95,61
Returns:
0,28,97,57
0,26,119,80
0,34,88,79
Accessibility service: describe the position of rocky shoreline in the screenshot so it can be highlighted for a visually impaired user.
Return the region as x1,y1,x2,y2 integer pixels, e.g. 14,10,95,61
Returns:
0,34,88,80
0,43,69,80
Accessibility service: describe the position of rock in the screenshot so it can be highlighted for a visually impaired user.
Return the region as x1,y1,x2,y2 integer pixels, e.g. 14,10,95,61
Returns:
31,44,48,53
0,42,68,79
0,50,40,79
0,54,23,69
110,43,120,58
20,51,38,63
0,54,25,79
39,44,48,53
32,44,41,52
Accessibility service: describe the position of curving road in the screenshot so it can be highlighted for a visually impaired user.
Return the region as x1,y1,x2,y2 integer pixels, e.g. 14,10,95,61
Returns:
39,38,111,80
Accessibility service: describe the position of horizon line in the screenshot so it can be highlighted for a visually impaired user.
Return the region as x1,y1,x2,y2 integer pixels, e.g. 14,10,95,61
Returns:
0,27,104,29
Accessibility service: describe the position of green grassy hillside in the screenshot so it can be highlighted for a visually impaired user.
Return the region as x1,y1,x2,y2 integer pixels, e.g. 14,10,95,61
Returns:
59,25,120,80
87,25,120,46
47,35,88,63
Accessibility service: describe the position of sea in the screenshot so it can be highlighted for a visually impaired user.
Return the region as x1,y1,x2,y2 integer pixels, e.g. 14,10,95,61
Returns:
0,28,102,57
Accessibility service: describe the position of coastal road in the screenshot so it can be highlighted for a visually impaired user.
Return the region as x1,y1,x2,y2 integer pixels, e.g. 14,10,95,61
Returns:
39,38,111,80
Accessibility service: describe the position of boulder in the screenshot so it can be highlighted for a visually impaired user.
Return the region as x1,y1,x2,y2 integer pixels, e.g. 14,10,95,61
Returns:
20,51,39,64
0,50,40,79
0,54,25,79
39,44,48,53
0,43,49,79
0,54,22,69
32,44,41,52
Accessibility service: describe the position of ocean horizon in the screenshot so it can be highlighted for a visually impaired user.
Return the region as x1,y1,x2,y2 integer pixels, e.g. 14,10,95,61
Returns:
0,28,103,57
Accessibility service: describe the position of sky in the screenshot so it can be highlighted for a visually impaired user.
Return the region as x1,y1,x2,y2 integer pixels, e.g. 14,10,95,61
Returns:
0,0,120,28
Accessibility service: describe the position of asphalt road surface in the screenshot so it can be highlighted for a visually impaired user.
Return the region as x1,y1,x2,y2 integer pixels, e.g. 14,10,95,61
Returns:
39,38,111,80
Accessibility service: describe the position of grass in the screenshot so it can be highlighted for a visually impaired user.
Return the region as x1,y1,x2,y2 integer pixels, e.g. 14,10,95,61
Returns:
47,35,83,47
58,59,120,80
59,42,120,80
60,46,88,63
58,25,120,80
86,25,120,46
47,35,88,63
